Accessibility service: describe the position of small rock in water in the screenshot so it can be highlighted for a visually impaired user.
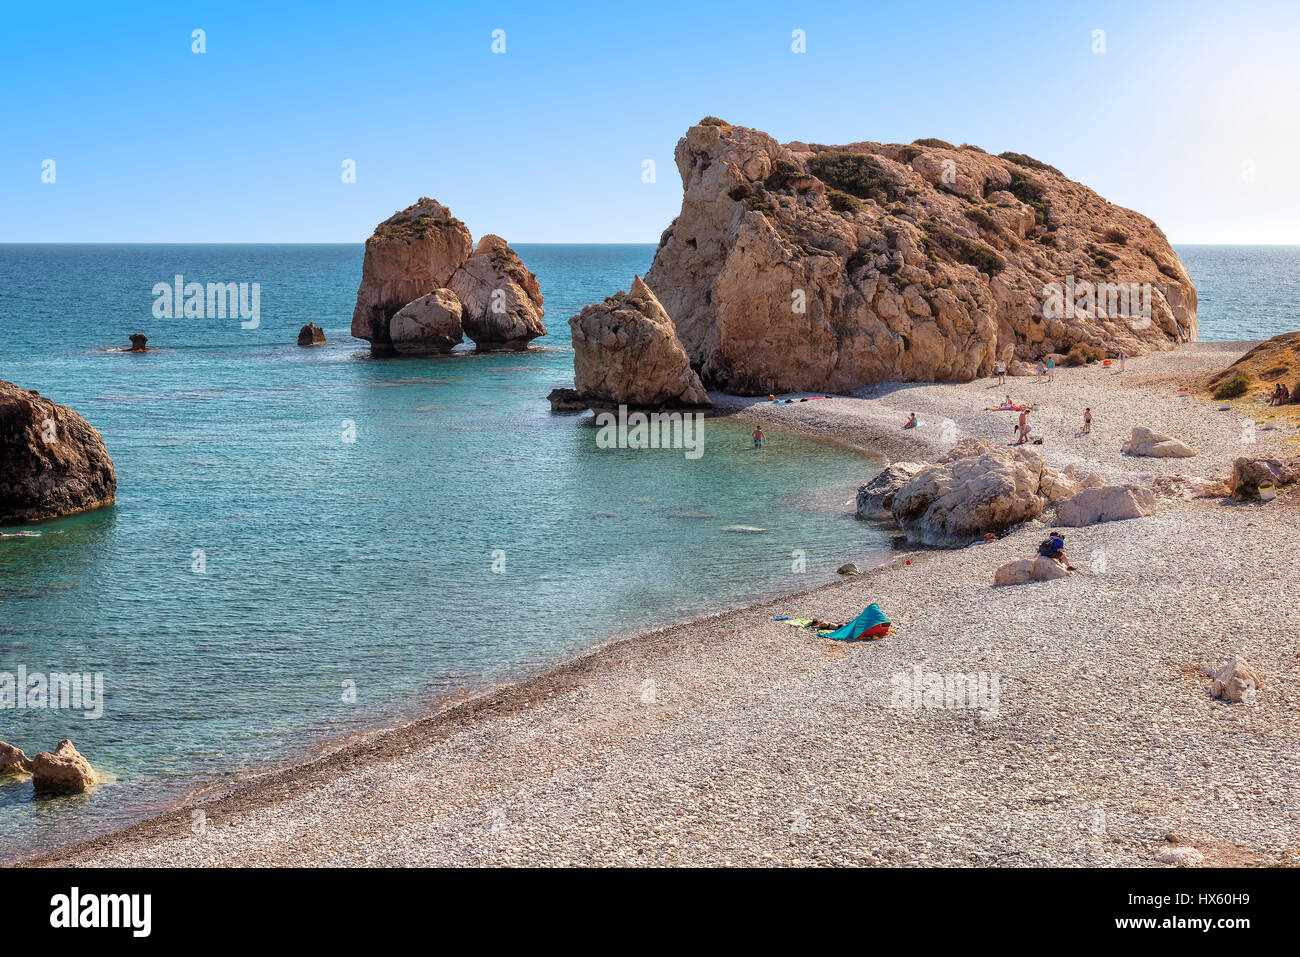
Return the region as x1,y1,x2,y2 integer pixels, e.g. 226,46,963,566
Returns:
297,322,327,346
837,562,860,575
31,739,97,793
0,740,33,775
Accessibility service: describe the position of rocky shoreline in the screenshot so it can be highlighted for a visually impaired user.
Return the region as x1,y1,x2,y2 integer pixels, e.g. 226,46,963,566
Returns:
20,341,1300,867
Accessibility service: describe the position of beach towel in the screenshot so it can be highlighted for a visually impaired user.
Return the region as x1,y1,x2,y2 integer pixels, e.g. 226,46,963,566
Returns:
774,617,817,628
818,603,891,641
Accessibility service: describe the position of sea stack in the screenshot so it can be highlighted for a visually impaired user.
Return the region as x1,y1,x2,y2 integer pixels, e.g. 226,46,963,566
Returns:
640,119,1197,394
297,322,327,346
568,276,710,409
350,198,544,354
0,379,117,522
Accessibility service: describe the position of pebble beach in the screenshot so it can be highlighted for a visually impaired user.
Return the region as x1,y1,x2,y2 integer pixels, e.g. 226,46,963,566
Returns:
25,341,1300,867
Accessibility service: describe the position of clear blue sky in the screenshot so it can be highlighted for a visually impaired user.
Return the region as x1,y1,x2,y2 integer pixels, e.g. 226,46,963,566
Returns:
2,0,1297,243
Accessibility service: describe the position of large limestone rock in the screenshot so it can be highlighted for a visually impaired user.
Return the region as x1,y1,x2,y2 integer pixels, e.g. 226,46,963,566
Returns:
350,198,474,351
855,461,926,519
891,438,1075,546
1123,427,1196,458
993,556,1071,586
389,289,464,355
1229,455,1300,500
30,739,97,794
1056,484,1158,527
448,235,546,349
644,120,1196,394
1,380,117,522
1205,657,1262,703
569,276,710,408
0,741,32,775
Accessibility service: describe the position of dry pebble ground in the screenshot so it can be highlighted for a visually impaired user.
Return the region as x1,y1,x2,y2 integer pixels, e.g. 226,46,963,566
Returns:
38,343,1300,867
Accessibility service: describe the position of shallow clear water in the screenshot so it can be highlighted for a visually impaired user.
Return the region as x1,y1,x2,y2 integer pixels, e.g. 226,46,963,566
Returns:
0,243,889,860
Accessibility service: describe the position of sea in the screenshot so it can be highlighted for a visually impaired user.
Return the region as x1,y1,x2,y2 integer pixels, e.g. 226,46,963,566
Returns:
0,242,1295,861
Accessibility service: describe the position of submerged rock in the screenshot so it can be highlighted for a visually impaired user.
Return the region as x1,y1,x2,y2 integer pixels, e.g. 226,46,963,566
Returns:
350,198,474,352
30,739,97,793
1123,427,1196,458
0,379,117,522
643,120,1196,395
0,741,32,775
389,289,464,355
1056,484,1157,527
297,322,327,346
569,276,710,408
448,235,546,350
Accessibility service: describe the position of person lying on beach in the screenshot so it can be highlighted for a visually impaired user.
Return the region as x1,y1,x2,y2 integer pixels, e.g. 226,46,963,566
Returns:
752,425,765,447
1038,532,1075,571
903,413,918,429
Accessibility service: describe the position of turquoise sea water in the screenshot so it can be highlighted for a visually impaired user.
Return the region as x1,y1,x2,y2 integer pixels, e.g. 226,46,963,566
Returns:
0,243,891,861
1,243,1296,861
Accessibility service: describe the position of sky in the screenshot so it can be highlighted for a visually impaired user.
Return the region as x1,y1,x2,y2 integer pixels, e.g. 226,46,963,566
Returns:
2,0,1298,244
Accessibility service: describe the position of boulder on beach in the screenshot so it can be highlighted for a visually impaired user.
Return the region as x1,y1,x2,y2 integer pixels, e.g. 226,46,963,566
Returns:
855,461,926,519
30,739,97,793
1151,473,1229,501
350,198,475,351
0,379,117,522
389,289,464,355
993,556,1071,586
891,438,1077,546
1122,427,1196,458
1204,656,1262,703
128,334,148,352
569,276,710,409
297,322,327,346
448,235,546,350
837,562,860,575
1229,455,1300,501
1056,484,1158,527
0,741,32,775
641,119,1195,395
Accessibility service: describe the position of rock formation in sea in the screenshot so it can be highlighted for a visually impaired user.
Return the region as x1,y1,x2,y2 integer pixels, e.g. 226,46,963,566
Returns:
641,118,1197,394
569,276,710,409
0,741,32,775
389,289,464,355
350,198,544,354
30,739,97,793
448,235,546,350
297,322,327,346
0,380,117,522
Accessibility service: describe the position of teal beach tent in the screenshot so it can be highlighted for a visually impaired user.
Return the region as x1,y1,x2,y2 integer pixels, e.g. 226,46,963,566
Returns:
819,603,891,641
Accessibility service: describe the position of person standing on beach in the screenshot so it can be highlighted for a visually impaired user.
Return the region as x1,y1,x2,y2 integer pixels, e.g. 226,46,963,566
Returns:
1046,356,1056,383
996,358,1007,384
1036,359,1046,382
1083,407,1092,434
1016,408,1031,444
1119,351,1127,372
